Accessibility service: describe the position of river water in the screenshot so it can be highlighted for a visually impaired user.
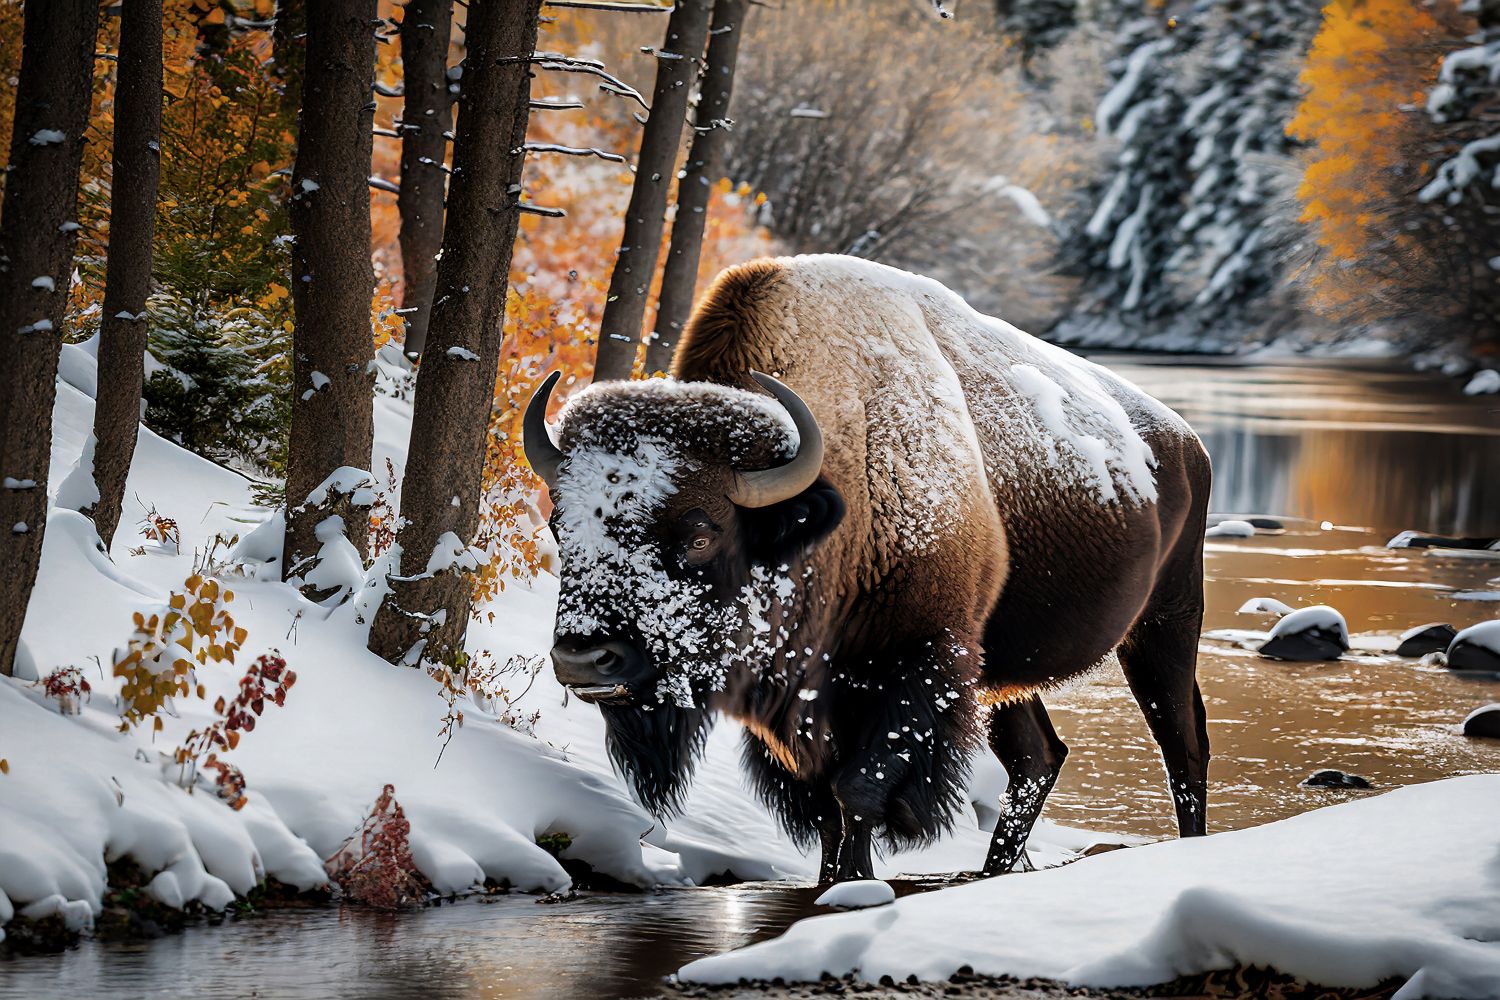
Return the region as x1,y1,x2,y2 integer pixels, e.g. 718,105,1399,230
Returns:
4,357,1498,1000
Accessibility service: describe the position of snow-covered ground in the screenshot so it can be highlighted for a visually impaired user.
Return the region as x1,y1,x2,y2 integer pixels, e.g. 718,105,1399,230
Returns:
0,343,1099,939
679,775,1500,998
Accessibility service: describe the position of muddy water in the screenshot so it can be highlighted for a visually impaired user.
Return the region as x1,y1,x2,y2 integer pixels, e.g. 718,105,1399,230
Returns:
3,358,1498,1000
1050,356,1500,837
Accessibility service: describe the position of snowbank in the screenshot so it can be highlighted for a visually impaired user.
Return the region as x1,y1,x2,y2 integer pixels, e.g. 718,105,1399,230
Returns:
1,345,1095,936
679,777,1500,998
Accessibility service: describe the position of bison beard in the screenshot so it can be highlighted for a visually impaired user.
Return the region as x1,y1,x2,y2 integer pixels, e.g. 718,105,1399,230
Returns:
599,701,714,817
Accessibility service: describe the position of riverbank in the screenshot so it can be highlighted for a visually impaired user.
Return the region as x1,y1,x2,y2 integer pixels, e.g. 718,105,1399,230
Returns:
676,777,1500,999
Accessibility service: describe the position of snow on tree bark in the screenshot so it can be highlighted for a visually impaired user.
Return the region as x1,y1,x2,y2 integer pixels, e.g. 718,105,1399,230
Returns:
367,0,543,667
593,0,714,382
0,0,100,676
396,0,455,360
84,0,164,549
1056,2,1320,350
649,0,751,375
282,2,378,594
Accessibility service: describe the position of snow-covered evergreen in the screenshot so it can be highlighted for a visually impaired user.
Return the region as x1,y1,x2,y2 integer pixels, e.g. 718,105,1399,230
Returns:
1054,0,1320,351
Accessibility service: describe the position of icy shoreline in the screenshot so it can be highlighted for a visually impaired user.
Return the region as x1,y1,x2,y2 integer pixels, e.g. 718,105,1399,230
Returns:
678,776,1500,999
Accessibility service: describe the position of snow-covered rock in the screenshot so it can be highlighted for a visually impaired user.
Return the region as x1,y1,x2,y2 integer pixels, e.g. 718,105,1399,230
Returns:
679,777,1500,997
815,879,896,910
1462,704,1500,740
1463,369,1500,395
1237,597,1292,617
1206,519,1255,539
1394,623,1458,659
1256,605,1349,662
1446,620,1500,672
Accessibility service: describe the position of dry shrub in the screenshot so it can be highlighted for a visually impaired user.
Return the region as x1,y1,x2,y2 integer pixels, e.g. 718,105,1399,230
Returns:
325,784,429,910
724,2,1096,331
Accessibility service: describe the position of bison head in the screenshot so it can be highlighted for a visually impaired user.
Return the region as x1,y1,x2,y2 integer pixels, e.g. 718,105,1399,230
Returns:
524,372,843,813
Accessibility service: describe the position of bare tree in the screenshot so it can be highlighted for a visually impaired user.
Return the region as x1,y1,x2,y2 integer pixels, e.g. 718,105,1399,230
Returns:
80,0,164,548
397,0,454,359
0,0,101,676
648,0,751,373
282,3,378,595
368,0,543,666
592,0,714,382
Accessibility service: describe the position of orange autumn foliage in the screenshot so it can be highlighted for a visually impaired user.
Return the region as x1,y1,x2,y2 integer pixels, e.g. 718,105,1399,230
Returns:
1287,0,1466,321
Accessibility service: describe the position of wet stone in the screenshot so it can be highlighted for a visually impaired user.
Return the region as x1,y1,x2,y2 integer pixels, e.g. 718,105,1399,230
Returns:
1395,623,1458,658
1302,769,1372,789
1462,705,1500,739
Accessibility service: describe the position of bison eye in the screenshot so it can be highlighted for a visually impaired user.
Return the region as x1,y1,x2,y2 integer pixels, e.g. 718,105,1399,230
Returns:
689,535,711,551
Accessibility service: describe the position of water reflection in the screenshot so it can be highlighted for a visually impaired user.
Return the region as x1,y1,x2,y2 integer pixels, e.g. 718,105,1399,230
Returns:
0,887,829,1000
1098,356,1500,535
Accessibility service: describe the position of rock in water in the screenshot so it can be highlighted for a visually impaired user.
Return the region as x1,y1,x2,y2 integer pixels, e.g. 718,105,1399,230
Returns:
1238,597,1294,617
815,879,896,909
1396,623,1458,658
1246,517,1285,531
1447,621,1500,672
1258,605,1350,661
1303,769,1373,789
1206,519,1256,538
1462,704,1500,739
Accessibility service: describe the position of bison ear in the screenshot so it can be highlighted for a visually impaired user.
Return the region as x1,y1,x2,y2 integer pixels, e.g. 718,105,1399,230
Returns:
742,476,844,564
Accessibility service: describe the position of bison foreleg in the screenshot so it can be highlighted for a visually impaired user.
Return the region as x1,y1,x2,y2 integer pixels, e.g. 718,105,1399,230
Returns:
982,696,1068,877
817,811,843,885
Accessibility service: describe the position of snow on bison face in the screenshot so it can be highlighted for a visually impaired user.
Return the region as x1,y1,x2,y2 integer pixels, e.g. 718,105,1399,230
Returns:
523,372,842,812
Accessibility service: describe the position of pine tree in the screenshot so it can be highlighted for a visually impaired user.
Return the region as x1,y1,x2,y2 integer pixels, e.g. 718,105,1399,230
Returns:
368,0,544,666
0,0,101,675
650,0,751,374
79,0,165,548
282,3,378,595
1059,1,1322,349
396,0,455,359
593,0,714,382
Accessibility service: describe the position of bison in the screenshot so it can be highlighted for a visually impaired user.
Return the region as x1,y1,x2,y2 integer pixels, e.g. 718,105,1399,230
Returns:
525,255,1211,883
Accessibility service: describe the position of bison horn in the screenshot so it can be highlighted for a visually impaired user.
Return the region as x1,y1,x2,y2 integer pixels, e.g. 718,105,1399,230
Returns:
729,371,824,509
523,370,564,489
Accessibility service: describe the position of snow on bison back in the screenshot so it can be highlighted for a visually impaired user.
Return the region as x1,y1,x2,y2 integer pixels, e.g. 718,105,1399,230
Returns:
525,255,1213,883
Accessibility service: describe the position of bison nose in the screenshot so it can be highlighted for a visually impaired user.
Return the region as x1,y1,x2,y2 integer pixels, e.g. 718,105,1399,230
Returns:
551,637,636,688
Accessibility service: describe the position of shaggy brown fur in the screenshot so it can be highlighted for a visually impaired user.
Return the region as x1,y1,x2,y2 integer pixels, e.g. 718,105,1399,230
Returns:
667,255,1211,880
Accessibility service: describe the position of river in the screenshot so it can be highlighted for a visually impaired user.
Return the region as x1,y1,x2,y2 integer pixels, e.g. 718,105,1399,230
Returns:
3,356,1498,1000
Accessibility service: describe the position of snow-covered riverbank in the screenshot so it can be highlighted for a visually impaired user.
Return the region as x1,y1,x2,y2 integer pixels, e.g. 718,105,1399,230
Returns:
679,775,1500,998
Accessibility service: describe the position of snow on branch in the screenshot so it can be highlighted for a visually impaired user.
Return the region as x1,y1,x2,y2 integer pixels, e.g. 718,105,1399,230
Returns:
369,176,400,194
373,81,404,98
522,142,627,163
544,0,672,10
527,52,650,112
927,0,953,17
517,201,567,218
531,98,586,111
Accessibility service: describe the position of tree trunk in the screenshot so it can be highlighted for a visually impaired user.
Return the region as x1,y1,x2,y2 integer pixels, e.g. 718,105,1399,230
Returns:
82,0,164,549
592,0,714,382
648,0,750,374
396,0,454,360
282,1,377,593
0,0,100,677
272,0,307,104
367,0,542,666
